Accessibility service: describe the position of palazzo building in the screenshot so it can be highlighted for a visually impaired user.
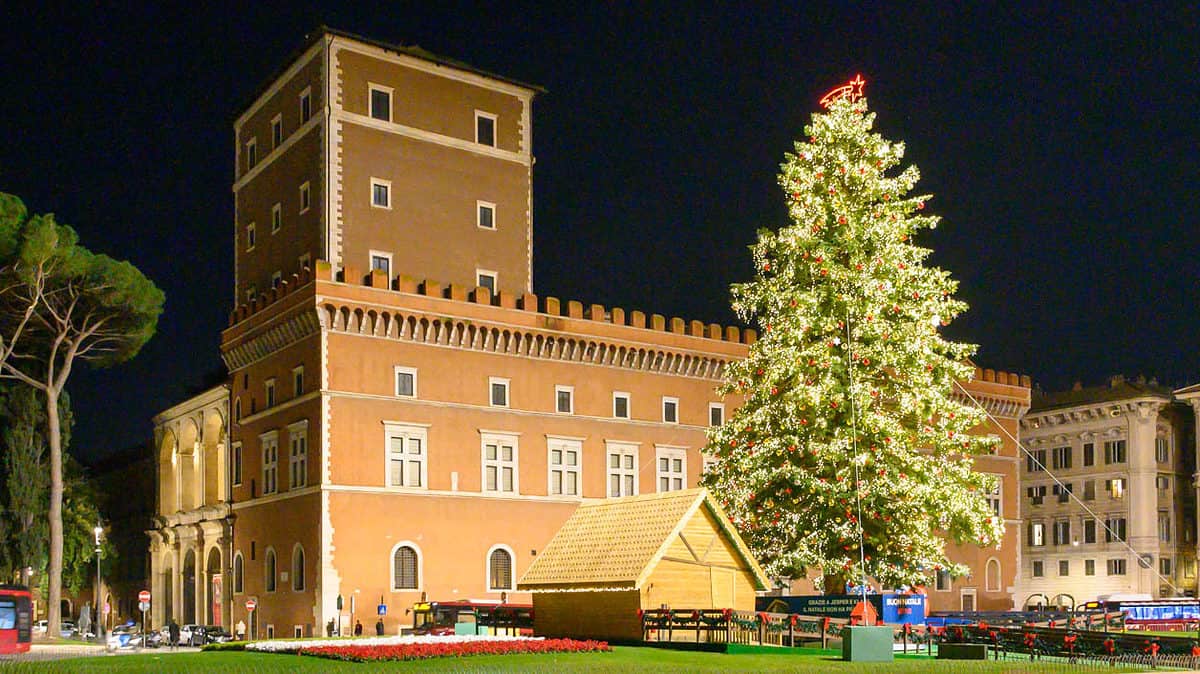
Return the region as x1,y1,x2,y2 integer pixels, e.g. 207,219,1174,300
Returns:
149,27,1031,635
1017,376,1196,609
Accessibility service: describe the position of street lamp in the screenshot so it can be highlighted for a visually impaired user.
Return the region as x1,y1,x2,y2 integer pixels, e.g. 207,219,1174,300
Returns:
93,523,103,642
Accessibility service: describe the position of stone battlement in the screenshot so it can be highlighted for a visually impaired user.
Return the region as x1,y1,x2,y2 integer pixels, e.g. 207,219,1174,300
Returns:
971,367,1032,389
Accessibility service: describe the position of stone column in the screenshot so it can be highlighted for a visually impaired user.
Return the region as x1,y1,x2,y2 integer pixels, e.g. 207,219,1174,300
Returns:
1127,402,1162,596
1190,399,1200,598
193,526,206,625
171,536,183,623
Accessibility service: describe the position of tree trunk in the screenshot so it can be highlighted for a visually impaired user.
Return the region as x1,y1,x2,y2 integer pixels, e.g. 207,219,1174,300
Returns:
45,388,63,641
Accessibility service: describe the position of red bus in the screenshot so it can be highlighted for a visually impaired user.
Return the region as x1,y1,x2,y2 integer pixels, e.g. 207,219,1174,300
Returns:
0,585,32,654
411,600,533,636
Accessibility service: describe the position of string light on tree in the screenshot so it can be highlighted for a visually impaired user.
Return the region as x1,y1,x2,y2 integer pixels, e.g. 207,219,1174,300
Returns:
702,76,1002,594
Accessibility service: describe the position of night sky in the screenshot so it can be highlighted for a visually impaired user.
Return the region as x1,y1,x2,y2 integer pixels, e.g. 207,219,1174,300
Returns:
1,3,1196,464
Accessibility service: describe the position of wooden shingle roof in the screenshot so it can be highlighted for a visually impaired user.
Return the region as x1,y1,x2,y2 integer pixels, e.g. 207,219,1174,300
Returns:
518,488,769,592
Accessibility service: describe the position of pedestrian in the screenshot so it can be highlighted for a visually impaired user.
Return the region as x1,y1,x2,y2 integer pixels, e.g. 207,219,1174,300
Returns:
354,620,363,637
375,618,385,636
168,619,180,650
326,618,335,636
235,619,246,641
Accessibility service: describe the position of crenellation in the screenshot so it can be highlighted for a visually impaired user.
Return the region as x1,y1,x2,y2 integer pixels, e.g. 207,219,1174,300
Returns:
669,317,685,334
725,325,740,342
519,292,537,311
707,323,721,340
651,314,666,331
396,275,418,293
472,286,492,305
369,269,388,289
447,284,468,302
689,320,704,337
588,304,604,321
543,296,561,315
630,311,646,328
498,290,517,309
567,300,583,318
610,307,626,325
743,328,757,344
419,279,442,297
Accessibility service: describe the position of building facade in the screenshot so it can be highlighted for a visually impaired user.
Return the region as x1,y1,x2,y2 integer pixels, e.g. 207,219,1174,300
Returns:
1017,377,1196,608
149,27,1031,635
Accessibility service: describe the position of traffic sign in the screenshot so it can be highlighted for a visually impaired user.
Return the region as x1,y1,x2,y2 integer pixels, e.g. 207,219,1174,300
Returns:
103,602,111,616
138,590,151,603
377,603,387,616
246,598,257,612
138,601,150,613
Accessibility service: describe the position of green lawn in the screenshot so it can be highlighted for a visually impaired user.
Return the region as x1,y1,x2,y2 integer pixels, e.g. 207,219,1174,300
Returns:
0,646,1153,673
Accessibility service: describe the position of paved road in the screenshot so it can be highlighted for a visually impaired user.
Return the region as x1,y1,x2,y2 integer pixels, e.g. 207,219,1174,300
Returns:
0,643,201,663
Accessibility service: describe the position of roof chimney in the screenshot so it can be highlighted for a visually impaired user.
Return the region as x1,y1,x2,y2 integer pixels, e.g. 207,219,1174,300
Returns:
1072,381,1083,391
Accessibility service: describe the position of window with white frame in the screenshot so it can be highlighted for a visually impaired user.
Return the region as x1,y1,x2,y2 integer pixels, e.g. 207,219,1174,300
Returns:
1104,439,1126,464
477,201,496,230
482,433,518,494
1107,478,1125,499
476,270,497,294
292,366,304,397
369,83,392,121
265,378,276,408
1031,560,1043,578
246,222,256,251
246,137,257,170
264,547,277,592
371,178,391,209
299,87,312,123
292,544,305,591
289,422,308,490
1156,437,1169,463
708,402,724,427
935,569,951,590
386,423,427,489
299,181,311,213
487,546,513,590
986,476,1002,517
394,366,417,398
613,392,630,419
232,442,242,486
1159,511,1172,542
607,442,638,497
555,386,574,414
548,438,581,496
233,552,244,593
489,377,509,407
370,250,391,278
1107,558,1126,575
1085,559,1096,576
261,431,278,495
656,446,686,492
271,202,282,233
662,397,679,424
392,543,419,590
1028,521,1044,547
271,271,282,289
271,114,283,149
475,111,497,147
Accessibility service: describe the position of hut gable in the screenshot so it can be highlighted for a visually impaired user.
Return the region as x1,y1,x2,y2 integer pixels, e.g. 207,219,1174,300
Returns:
518,488,769,593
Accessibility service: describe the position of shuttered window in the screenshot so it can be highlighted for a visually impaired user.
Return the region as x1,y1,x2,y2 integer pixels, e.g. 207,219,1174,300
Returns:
489,548,513,590
393,546,418,590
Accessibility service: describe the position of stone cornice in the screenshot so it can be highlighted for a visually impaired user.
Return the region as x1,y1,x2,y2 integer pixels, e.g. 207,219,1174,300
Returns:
1020,397,1171,431
951,391,1028,420
222,309,321,371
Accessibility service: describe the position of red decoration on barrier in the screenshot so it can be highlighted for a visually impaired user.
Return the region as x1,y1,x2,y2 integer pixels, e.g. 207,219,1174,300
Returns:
820,75,866,108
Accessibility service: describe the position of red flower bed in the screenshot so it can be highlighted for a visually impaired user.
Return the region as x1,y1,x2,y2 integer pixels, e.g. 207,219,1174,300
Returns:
299,638,611,662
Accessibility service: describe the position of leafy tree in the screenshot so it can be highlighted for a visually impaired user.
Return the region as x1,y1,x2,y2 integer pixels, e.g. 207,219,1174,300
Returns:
60,458,115,597
702,90,1001,594
0,193,163,637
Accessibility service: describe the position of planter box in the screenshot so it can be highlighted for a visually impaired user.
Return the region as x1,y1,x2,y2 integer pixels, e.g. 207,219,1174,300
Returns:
841,626,894,662
938,643,988,660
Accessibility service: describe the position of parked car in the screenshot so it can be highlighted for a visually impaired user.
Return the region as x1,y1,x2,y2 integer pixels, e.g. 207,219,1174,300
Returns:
194,625,232,644
32,620,47,636
59,621,76,639
106,623,144,650
180,624,203,646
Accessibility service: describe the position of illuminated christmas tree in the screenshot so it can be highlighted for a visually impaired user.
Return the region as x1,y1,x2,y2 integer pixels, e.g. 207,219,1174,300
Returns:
702,78,1002,593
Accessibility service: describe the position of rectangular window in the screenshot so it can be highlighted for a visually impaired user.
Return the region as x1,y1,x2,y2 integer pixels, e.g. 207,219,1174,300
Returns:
386,424,427,489
271,271,282,289
1156,437,1169,463
1161,557,1172,576
1083,479,1096,501
935,569,951,590
477,201,496,230
475,111,497,146
613,392,630,419
1084,519,1097,544
246,223,256,251
370,251,392,278
299,87,312,123
369,84,392,122
1104,439,1126,464
1083,442,1095,466
1107,558,1126,576
298,253,311,271
271,114,283,149
261,432,278,495
1027,485,1046,506
1053,482,1072,504
1105,517,1127,542
1085,559,1096,576
246,137,257,170
476,270,497,294
292,366,304,397
986,477,1002,517
265,378,276,408
555,385,574,414
1159,511,1172,542
1051,446,1072,470
662,397,679,424
482,433,518,494
269,204,281,234
1028,522,1044,547
1107,478,1125,499
1059,560,1069,576
607,442,638,498
1158,475,1171,492
232,442,243,486
1025,449,1047,472
299,181,311,214
1053,520,1071,546
548,438,581,496
489,377,509,407
656,446,686,492
234,397,241,422
708,403,724,427
394,367,417,398
289,423,307,490
1032,561,1043,578
371,178,391,209
246,285,257,304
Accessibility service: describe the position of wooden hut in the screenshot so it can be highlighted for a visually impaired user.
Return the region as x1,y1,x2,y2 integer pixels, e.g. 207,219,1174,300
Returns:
517,488,770,641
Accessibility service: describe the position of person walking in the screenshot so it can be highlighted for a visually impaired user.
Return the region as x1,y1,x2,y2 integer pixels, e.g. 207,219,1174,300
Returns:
354,620,363,637
168,619,180,650
235,619,246,641
375,618,385,636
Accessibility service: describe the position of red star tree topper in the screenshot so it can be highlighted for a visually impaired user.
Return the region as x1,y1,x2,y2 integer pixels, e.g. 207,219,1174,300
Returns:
702,83,1002,593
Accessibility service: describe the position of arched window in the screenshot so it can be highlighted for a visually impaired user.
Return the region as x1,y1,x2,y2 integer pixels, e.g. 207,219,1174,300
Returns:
233,553,244,594
487,546,513,591
393,545,419,590
985,558,1001,593
265,548,277,592
292,545,305,591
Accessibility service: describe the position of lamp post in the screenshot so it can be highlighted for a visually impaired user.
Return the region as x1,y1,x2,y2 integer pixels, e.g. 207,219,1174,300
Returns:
93,523,103,642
